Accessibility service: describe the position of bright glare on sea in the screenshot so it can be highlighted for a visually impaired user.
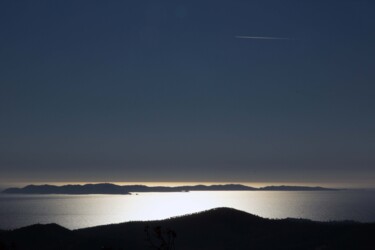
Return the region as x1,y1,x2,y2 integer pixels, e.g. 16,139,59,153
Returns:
1,190,375,230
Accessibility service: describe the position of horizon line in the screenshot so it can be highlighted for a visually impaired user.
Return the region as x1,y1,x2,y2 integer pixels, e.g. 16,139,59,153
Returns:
1,181,370,189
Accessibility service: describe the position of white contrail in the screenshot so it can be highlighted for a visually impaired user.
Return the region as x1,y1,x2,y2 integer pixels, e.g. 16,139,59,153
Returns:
235,35,291,40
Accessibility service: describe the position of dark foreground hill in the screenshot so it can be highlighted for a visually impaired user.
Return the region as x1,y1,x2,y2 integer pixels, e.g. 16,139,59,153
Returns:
0,208,374,250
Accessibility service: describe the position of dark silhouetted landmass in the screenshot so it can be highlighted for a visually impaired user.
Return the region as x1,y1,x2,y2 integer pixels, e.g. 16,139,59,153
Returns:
2,183,131,195
1,183,338,195
0,208,373,250
258,185,339,191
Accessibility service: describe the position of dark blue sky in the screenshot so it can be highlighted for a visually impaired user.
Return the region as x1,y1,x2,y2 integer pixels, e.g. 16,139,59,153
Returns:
1,0,374,187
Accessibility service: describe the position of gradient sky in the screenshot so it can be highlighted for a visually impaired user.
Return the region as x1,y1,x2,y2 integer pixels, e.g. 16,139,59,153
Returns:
1,0,374,187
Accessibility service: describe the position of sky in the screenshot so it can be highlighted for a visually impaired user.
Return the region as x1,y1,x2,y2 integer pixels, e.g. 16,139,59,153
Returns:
1,0,374,187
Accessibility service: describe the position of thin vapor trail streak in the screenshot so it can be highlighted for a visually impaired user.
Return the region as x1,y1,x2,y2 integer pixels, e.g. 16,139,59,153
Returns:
235,36,291,40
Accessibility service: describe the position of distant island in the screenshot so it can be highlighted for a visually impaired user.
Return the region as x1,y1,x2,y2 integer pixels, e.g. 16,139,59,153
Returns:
0,207,373,250
1,183,339,195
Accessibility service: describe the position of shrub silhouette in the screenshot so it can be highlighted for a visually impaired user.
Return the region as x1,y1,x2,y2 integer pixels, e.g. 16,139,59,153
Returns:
145,225,176,250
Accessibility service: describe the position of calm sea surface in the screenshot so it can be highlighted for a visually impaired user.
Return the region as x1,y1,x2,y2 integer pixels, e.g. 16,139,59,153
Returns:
1,190,375,230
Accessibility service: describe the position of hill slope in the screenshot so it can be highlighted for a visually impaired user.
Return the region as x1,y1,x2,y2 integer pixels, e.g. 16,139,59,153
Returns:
0,208,373,250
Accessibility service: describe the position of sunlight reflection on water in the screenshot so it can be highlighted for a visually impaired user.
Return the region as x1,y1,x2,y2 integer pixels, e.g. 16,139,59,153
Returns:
0,190,375,229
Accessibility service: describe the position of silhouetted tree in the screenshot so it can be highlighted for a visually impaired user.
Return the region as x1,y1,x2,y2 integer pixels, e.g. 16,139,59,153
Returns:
100,247,113,250
145,225,176,250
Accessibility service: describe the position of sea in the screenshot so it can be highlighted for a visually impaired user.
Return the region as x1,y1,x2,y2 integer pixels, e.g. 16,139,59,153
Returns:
1,190,375,230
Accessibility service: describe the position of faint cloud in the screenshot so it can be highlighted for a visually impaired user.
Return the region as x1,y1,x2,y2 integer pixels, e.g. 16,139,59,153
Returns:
235,35,291,40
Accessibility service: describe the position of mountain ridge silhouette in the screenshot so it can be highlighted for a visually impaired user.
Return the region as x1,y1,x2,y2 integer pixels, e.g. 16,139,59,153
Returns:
2,183,339,195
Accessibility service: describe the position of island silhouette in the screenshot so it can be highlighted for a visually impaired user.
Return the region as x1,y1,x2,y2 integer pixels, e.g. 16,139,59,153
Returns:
2,183,339,195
